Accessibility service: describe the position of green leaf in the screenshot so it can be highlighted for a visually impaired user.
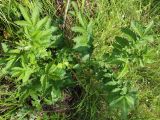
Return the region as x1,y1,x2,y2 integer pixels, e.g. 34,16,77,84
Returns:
121,87,128,95
19,89,30,102
15,20,31,26
51,88,61,104
131,21,143,37
23,68,33,83
125,95,135,108
45,18,52,29
82,54,90,62
73,36,89,49
77,12,85,28
40,29,52,38
21,56,26,68
12,65,33,83
144,21,154,35
5,59,15,70
81,0,85,12
71,1,79,15
87,20,93,34
31,6,39,25
121,97,128,120
117,61,129,79
50,26,58,32
109,96,124,107
142,35,154,42
72,26,86,33
1,43,8,52
11,67,23,77
30,92,41,110
112,88,121,93
105,81,118,86
112,42,123,51
28,53,36,64
31,29,41,39
40,75,47,91
122,28,137,41
115,37,129,47
19,4,31,23
53,68,66,80
36,16,49,29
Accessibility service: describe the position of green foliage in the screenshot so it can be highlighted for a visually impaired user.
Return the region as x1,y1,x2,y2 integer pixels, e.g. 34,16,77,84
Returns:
71,1,93,56
106,21,154,66
0,4,71,112
102,21,154,119
0,1,159,120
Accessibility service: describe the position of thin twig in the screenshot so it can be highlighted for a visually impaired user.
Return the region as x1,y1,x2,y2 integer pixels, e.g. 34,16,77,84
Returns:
63,0,70,28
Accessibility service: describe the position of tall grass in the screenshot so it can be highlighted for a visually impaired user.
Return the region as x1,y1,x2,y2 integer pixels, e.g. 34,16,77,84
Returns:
93,0,142,59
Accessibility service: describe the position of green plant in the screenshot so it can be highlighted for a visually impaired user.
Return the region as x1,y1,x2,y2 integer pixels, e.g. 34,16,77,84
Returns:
71,1,93,56
102,21,154,119
0,4,72,113
0,1,158,120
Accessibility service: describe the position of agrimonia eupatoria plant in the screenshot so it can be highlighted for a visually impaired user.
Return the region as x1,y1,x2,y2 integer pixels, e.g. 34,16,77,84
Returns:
103,21,154,119
0,4,72,109
71,1,93,61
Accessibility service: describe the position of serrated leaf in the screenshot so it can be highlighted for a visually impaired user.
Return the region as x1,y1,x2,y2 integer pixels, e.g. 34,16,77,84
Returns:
87,20,93,34
121,87,128,95
73,64,80,69
105,81,118,86
139,59,144,67
15,20,31,26
71,1,79,15
36,16,49,29
109,96,124,107
115,37,129,47
117,61,128,79
19,90,30,102
12,65,33,83
23,68,33,83
40,75,46,88
51,88,61,104
17,73,24,81
21,56,26,68
31,6,39,25
77,12,85,28
12,71,21,78
125,95,135,108
12,67,23,71
142,35,154,42
112,42,123,51
1,43,8,52
73,36,89,49
40,29,52,38
121,97,128,119
19,4,31,23
131,21,143,37
112,88,121,93
144,21,154,35
45,18,51,29
121,27,137,41
45,63,53,73
31,29,41,38
72,26,86,33
82,54,90,62
5,59,15,70
50,26,58,32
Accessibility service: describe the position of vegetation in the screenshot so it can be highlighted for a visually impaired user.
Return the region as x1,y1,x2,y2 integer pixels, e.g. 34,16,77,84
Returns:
0,0,160,120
